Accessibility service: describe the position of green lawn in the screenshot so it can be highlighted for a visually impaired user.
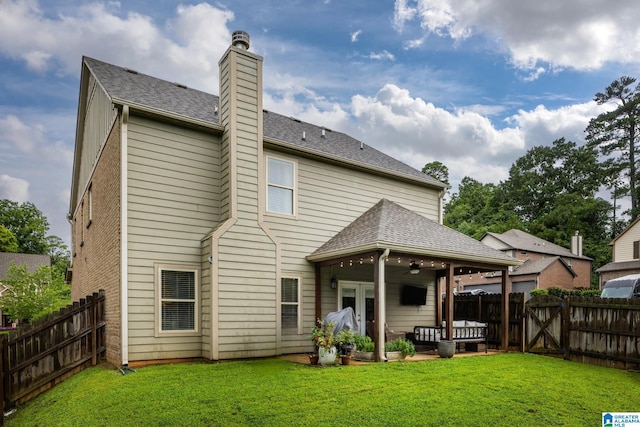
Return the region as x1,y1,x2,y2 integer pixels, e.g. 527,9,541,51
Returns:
7,353,638,426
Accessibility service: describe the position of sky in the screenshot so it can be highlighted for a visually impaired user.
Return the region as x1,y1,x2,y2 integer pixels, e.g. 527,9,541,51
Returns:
1,0,639,247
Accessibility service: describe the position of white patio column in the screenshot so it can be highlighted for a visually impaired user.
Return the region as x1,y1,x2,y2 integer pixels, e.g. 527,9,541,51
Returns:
375,249,390,361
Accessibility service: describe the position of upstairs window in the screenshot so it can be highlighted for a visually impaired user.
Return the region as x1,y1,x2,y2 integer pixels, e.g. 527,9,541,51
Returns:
267,157,295,215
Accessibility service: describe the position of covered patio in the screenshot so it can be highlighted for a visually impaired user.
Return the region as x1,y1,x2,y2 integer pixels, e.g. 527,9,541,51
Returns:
307,199,521,361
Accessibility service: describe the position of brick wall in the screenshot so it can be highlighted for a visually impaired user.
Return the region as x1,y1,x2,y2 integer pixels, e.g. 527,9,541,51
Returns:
71,118,122,365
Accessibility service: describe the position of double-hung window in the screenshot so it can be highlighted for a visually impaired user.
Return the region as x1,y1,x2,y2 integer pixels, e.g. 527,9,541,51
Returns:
267,157,295,215
281,277,300,332
156,264,199,335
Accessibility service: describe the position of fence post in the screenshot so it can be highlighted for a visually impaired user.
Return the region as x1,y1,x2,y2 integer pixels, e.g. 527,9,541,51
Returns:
563,297,570,360
0,336,5,426
91,294,97,366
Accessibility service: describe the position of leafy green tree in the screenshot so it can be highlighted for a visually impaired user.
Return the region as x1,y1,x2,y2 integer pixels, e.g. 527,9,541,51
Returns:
586,76,640,219
0,263,70,323
0,225,19,252
444,177,522,239
0,200,50,254
422,161,450,186
500,138,603,222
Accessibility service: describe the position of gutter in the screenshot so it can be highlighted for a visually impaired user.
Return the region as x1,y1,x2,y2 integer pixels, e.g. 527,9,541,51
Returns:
120,105,129,367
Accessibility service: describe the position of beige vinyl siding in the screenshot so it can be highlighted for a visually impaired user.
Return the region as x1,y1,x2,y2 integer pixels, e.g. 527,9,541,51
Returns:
213,47,279,360
125,115,220,362
613,223,640,262
263,149,441,353
76,74,118,204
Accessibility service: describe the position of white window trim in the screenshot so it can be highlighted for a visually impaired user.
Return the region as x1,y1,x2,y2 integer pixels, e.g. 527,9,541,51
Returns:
266,155,297,217
281,275,302,334
154,263,200,337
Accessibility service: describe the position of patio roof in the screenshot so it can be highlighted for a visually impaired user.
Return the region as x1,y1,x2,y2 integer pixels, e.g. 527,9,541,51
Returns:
307,199,521,268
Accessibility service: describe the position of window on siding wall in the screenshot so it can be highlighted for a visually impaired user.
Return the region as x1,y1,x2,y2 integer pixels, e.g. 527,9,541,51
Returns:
156,265,199,334
267,157,295,215
281,277,300,332
634,241,640,259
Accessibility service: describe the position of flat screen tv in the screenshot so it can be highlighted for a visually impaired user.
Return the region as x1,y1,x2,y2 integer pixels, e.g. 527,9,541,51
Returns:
401,285,427,306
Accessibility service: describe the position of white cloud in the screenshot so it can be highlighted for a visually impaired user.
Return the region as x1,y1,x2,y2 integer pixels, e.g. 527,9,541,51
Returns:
0,0,235,92
507,101,613,146
351,30,362,42
351,83,525,162
0,175,29,203
369,50,395,61
0,114,43,153
393,0,640,71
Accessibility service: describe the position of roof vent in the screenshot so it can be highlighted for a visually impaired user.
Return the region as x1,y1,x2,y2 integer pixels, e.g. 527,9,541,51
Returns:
232,30,250,50
124,67,138,75
321,128,326,138
302,131,306,141
173,82,187,89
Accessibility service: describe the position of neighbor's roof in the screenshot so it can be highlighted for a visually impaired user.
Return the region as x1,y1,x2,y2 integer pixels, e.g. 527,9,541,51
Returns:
510,256,576,277
307,199,520,267
0,252,51,280
83,57,446,190
596,260,640,273
482,229,591,260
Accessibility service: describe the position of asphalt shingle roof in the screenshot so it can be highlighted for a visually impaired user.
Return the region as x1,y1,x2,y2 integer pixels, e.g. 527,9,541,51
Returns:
309,199,519,265
84,57,445,188
510,256,575,276
0,252,51,280
483,229,589,259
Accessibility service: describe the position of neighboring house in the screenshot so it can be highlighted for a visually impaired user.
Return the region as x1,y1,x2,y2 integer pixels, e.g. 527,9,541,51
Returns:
596,217,640,287
453,229,592,296
68,31,520,367
0,252,51,326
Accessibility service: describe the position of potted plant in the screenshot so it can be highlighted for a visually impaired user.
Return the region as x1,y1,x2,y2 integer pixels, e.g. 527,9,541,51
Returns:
353,334,374,361
336,328,356,356
309,319,337,366
384,338,416,361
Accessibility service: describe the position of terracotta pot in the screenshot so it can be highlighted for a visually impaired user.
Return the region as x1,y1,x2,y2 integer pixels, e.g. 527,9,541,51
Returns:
340,355,351,365
309,354,319,365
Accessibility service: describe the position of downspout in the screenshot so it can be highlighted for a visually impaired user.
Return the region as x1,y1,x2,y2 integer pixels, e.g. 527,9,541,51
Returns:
377,248,390,362
120,105,129,367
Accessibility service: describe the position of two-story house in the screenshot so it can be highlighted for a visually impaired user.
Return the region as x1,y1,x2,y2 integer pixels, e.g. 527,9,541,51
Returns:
452,229,592,296
68,31,520,367
596,217,640,287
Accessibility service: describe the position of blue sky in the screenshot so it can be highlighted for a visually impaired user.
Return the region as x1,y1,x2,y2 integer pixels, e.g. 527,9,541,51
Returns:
1,0,639,245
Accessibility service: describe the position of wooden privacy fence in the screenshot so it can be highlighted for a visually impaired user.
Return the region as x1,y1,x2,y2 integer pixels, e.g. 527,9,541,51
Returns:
0,290,106,416
525,295,640,370
451,293,525,349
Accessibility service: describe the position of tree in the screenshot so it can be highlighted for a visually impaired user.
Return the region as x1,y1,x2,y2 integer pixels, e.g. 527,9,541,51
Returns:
0,200,50,254
586,76,640,219
444,177,522,239
0,263,70,323
500,138,603,223
422,161,450,186
0,225,19,252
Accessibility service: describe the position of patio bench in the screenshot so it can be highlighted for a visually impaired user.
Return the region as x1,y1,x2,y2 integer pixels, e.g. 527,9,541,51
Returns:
413,320,488,353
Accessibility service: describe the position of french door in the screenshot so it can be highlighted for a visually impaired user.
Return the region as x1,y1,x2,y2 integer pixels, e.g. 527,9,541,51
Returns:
338,281,374,336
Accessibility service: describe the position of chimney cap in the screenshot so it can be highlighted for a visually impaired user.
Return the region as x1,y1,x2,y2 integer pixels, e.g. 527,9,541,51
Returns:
232,30,250,50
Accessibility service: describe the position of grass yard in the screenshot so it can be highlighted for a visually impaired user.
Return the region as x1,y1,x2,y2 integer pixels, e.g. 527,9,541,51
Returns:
6,353,639,426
